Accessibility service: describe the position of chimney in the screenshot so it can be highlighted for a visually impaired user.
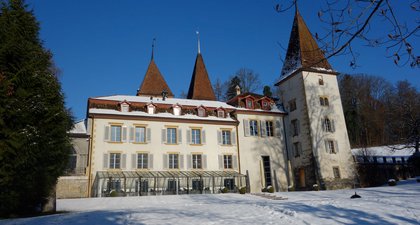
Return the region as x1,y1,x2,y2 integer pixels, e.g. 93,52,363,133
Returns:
235,85,241,96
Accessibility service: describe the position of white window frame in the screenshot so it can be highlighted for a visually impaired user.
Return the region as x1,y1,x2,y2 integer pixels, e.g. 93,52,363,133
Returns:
167,128,177,144
192,154,202,169
222,130,231,145
135,126,146,143
168,153,179,169
223,155,233,169
265,121,274,137
110,153,121,169
249,120,258,136
137,153,148,169
110,125,122,142
191,129,201,144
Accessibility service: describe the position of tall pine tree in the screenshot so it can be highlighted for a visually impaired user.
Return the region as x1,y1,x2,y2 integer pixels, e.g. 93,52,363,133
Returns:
0,0,73,216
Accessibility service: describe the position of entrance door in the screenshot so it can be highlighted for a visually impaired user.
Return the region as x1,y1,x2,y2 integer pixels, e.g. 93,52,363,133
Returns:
262,156,272,187
299,168,306,188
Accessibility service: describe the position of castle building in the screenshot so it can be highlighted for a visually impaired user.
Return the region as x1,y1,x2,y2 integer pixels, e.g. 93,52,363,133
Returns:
69,9,354,198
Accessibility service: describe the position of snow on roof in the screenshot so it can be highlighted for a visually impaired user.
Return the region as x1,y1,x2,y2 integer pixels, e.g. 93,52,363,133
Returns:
89,108,236,122
351,145,415,157
93,95,236,109
70,120,87,134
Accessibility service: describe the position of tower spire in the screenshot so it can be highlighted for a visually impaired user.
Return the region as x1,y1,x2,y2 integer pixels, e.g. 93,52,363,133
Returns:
151,38,156,60
196,30,201,54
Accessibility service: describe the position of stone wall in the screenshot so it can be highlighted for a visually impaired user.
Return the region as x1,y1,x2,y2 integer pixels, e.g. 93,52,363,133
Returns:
56,176,88,199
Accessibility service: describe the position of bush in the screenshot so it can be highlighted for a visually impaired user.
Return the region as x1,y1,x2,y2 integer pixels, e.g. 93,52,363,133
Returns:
388,179,397,186
239,187,246,194
267,186,275,193
313,184,319,191
221,187,229,193
261,187,267,192
109,191,118,197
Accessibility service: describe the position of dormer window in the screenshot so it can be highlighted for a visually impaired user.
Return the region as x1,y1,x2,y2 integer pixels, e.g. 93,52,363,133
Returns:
198,107,206,117
120,103,129,112
217,110,225,118
173,105,181,116
246,99,253,109
147,104,156,114
261,101,270,110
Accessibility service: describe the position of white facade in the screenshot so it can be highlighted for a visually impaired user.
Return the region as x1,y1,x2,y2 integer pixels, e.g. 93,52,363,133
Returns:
277,71,355,190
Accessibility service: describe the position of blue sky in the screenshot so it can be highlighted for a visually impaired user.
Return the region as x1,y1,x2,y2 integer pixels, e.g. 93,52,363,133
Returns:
26,0,419,120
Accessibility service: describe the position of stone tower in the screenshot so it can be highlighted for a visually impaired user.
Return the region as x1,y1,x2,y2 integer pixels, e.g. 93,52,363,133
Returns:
275,9,355,190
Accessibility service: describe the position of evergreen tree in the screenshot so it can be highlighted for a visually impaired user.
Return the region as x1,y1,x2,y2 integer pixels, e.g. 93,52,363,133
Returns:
0,0,73,217
263,86,272,97
225,76,241,100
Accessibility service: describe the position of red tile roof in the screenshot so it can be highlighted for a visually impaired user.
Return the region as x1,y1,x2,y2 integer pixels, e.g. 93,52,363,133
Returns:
187,54,216,101
137,59,174,97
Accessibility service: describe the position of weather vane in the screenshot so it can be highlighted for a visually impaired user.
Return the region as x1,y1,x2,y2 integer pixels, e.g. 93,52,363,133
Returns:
196,30,201,54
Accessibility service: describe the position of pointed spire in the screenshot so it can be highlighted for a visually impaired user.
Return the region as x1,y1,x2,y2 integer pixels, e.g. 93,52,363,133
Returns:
187,53,216,101
196,31,201,54
280,7,333,77
151,38,156,60
137,52,174,97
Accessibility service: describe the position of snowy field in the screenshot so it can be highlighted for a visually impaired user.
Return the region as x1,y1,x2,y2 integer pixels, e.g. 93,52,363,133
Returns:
1,180,419,225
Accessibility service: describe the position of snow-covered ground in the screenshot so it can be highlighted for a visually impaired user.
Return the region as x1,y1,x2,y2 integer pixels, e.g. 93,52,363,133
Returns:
1,179,419,225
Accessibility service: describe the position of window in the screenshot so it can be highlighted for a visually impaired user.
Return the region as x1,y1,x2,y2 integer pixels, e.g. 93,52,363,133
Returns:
246,99,253,109
191,129,201,144
135,126,146,143
137,153,148,169
110,125,122,142
222,130,231,145
110,153,121,169
250,120,258,136
192,179,203,191
168,153,179,169
265,121,274,137
224,178,235,190
223,155,233,169
198,108,205,117
323,118,334,133
217,110,225,118
121,103,129,112
167,128,177,144
192,154,202,169
333,167,341,179
318,75,324,85
289,99,296,112
167,179,177,191
293,142,301,157
325,140,337,154
320,97,329,106
291,119,299,136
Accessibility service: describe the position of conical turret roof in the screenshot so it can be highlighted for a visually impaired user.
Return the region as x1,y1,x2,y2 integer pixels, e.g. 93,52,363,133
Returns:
280,9,334,77
137,59,174,97
187,53,216,101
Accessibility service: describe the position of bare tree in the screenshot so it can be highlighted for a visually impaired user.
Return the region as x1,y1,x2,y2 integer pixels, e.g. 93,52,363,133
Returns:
233,68,262,93
213,78,226,101
275,0,419,68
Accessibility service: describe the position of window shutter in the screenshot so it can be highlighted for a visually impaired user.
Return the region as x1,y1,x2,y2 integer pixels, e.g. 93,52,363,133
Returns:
187,154,192,169
332,120,336,133
243,120,250,136
202,155,207,169
334,141,339,153
218,155,224,170
103,153,108,169
187,129,191,144
122,126,128,142
201,130,206,144
129,127,134,142
132,153,137,169
148,154,153,169
163,154,168,169
104,126,110,141
161,129,166,144
299,142,303,155
289,122,293,136
217,130,222,145
179,154,184,169
178,129,182,144
322,119,326,132
275,120,281,137
146,128,151,143
233,155,238,169
260,121,267,137
121,154,127,169
231,131,236,145
297,120,300,134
